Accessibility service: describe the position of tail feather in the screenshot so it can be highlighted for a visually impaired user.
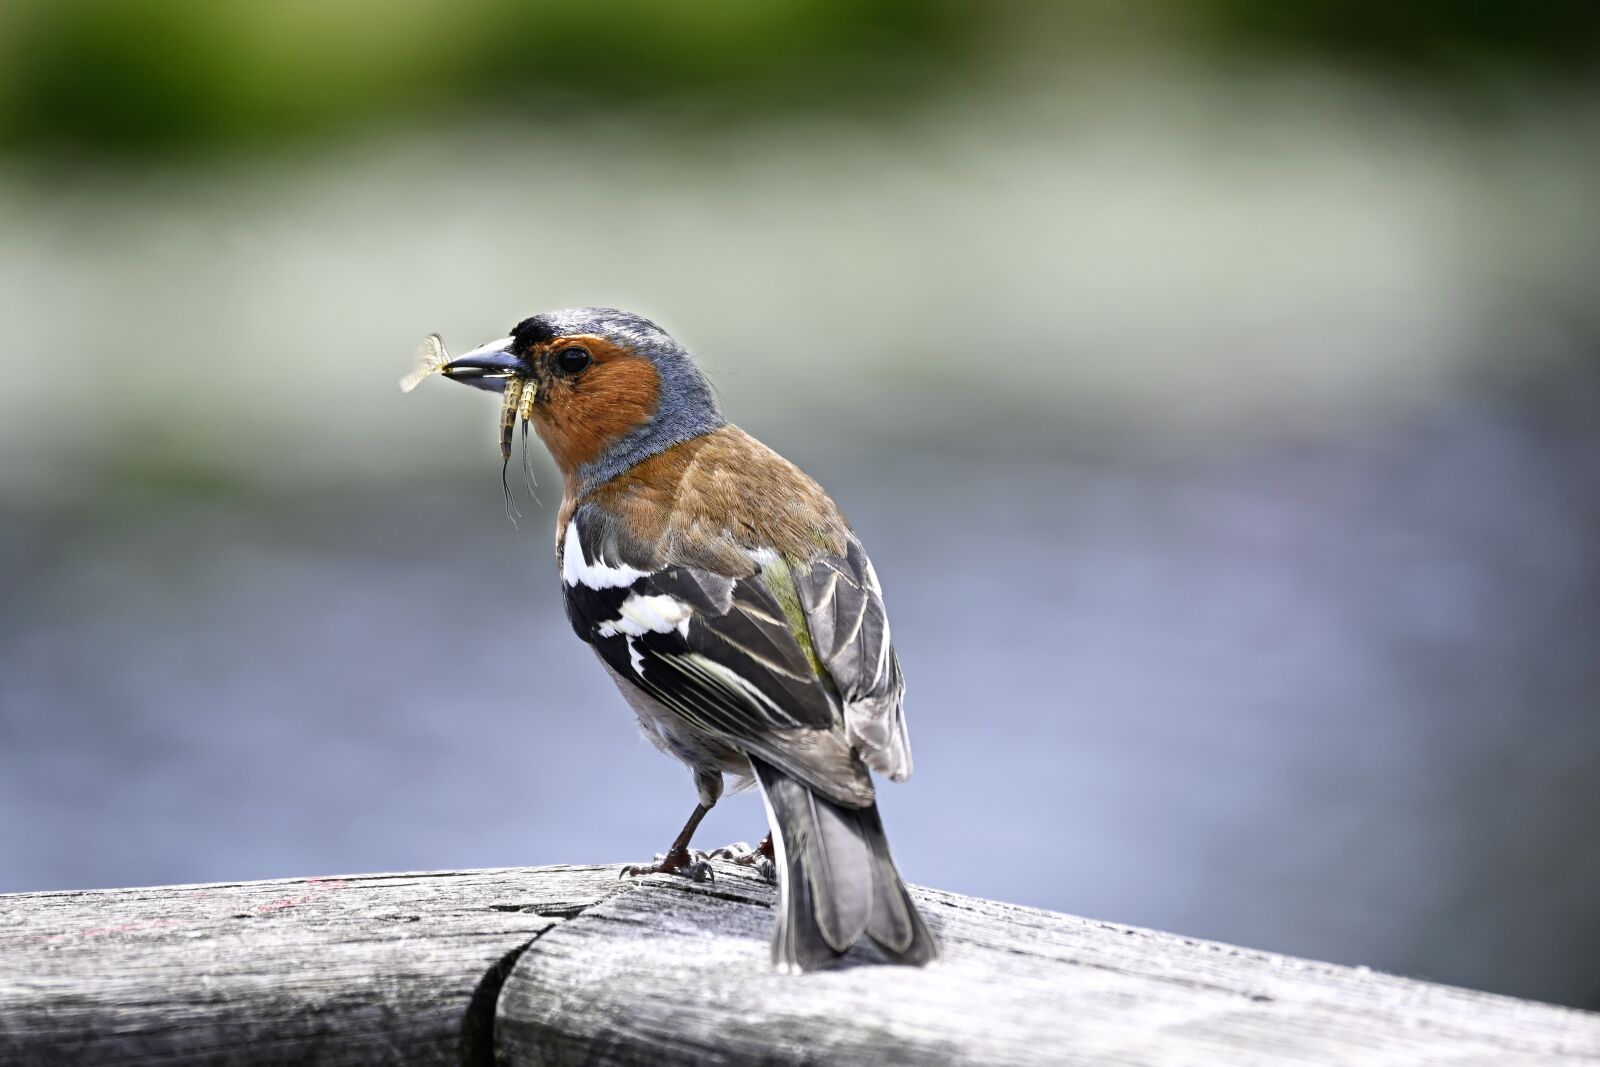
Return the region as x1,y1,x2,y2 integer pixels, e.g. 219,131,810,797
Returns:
753,757,939,972
860,801,939,964
802,787,872,950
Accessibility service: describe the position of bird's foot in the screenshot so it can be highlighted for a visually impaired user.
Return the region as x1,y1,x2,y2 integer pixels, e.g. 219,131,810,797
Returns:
709,835,777,884
619,847,714,883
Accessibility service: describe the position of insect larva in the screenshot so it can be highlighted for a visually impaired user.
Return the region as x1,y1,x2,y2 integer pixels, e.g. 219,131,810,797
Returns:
498,378,525,463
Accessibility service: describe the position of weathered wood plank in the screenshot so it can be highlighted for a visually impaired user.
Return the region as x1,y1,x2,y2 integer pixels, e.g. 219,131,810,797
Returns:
5,861,1598,1066
498,861,1600,1067
0,865,625,1066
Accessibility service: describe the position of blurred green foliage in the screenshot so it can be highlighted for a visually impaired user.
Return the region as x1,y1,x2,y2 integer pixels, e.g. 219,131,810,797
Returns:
0,0,972,153
1188,0,1600,75
0,0,1596,155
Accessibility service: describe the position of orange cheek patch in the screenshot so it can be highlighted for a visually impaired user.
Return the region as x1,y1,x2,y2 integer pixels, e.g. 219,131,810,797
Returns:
534,354,662,474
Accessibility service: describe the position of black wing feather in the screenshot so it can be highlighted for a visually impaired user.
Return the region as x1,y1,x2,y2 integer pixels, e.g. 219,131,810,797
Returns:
561,508,869,804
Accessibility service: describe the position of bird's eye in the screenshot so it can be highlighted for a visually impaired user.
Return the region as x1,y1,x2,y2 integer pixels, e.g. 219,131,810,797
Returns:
554,346,591,375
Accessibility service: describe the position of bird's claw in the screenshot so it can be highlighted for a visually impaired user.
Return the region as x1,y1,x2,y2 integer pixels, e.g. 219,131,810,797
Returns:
619,848,715,883
709,840,778,884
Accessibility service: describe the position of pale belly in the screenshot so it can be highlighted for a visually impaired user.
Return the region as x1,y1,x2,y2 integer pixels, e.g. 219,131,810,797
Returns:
598,658,755,789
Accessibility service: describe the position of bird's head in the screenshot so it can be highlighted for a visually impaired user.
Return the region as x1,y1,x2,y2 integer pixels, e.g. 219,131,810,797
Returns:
441,307,725,493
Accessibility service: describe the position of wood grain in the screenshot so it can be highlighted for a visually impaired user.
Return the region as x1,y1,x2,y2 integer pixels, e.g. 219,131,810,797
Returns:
0,865,624,1066
498,862,1600,1067
4,861,1598,1065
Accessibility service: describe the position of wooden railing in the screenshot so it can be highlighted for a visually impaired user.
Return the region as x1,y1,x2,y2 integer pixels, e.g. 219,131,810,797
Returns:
2,861,1596,1065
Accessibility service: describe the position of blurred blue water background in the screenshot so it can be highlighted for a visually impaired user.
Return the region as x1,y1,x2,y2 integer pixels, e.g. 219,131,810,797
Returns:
1,1,1598,1011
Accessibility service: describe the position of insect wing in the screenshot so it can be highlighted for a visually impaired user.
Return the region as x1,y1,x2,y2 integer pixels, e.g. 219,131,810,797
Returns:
399,333,450,393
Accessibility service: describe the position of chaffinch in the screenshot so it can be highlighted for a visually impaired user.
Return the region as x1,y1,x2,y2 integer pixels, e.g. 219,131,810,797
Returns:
425,307,937,972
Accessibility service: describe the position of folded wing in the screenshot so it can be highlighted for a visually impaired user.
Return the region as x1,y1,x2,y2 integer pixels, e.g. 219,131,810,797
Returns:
561,508,874,807
793,536,911,781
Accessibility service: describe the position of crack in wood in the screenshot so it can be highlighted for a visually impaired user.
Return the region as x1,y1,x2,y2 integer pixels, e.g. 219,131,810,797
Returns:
5,865,1598,1066
460,941,536,1067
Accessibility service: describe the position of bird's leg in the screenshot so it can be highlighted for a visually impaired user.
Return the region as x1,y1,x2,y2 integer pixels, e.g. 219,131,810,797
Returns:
621,771,723,882
620,802,715,881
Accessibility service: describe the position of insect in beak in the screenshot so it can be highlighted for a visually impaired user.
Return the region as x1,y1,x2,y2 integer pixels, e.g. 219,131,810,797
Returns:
398,334,450,393
439,337,521,394
399,334,523,395
496,376,539,463
401,333,537,465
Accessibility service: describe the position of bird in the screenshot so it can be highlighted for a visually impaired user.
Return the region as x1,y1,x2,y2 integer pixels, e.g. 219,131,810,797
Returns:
430,307,938,972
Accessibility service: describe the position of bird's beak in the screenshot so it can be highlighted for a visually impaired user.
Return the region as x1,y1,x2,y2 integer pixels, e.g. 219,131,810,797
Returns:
441,336,519,393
